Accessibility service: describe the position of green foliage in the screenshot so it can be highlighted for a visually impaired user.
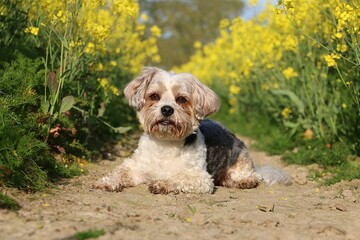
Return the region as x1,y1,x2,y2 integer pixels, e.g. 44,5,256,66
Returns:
0,193,21,211
72,229,106,240
283,141,352,167
213,93,295,155
0,0,147,191
215,102,360,184
0,0,39,63
323,162,360,185
0,54,81,191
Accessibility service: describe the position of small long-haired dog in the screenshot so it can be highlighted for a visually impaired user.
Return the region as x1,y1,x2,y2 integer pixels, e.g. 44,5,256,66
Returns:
94,67,291,194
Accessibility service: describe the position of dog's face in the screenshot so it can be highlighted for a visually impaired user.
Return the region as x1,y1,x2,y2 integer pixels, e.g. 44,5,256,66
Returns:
124,67,220,141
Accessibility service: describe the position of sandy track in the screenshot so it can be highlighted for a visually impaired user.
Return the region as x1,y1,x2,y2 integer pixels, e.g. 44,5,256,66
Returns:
1,139,359,240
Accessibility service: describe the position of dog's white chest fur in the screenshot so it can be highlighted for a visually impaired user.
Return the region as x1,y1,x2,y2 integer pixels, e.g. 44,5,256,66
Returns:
122,132,208,181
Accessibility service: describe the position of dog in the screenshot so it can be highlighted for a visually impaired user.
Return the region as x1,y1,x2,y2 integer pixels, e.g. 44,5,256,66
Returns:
94,67,291,194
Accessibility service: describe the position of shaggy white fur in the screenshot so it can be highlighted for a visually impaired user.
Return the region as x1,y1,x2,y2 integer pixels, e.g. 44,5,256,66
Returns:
95,131,214,193
94,67,291,194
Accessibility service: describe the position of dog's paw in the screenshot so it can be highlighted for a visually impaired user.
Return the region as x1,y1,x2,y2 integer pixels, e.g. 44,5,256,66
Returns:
93,178,125,192
148,180,174,194
234,177,260,189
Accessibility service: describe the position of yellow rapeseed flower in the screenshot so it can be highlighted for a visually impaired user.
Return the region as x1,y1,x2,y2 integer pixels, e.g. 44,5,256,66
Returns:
96,63,104,71
273,6,284,15
193,41,202,49
282,67,299,80
229,85,241,95
85,42,95,54
110,85,120,96
336,43,348,52
229,71,237,79
98,78,109,89
324,53,340,67
69,40,76,48
150,25,162,37
136,24,146,32
228,97,237,106
110,61,117,67
281,107,292,119
24,26,39,36
334,32,342,39
219,18,230,29
55,10,66,23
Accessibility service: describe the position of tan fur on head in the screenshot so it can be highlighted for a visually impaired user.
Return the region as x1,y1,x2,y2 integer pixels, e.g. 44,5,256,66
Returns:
123,67,221,141
124,67,161,111
178,73,220,120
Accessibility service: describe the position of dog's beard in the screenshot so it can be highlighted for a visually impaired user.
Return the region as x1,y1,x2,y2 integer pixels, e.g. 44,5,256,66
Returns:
139,107,198,141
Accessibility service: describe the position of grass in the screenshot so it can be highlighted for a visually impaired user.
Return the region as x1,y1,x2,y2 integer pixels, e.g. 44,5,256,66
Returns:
213,105,295,155
71,229,106,240
0,193,21,211
213,103,360,185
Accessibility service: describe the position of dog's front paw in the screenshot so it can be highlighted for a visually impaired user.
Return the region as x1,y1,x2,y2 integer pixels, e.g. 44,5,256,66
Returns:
148,180,176,194
94,166,136,192
93,177,125,192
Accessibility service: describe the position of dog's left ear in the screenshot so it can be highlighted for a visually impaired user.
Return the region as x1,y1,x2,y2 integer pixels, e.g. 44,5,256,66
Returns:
124,67,159,110
188,74,220,119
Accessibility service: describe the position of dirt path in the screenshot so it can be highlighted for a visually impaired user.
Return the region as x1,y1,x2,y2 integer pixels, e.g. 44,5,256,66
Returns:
1,138,359,240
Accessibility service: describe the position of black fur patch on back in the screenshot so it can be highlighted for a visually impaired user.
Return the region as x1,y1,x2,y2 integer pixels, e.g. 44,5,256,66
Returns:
199,119,247,184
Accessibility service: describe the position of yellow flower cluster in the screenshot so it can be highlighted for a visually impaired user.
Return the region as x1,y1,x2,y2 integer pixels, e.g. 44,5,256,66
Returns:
175,0,359,138
334,2,359,38
97,78,120,96
324,53,341,67
282,67,298,80
24,26,39,36
21,0,161,96
281,107,292,119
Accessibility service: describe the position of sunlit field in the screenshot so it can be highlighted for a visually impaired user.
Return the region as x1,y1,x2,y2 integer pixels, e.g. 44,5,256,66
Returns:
0,0,359,191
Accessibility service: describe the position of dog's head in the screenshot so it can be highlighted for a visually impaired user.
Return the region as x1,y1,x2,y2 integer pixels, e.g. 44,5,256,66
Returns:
124,67,220,141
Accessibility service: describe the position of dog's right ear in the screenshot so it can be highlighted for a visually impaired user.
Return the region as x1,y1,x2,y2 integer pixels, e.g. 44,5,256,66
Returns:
124,67,159,110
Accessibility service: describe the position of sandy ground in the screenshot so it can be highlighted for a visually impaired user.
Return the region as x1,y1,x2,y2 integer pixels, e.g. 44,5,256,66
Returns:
0,137,359,240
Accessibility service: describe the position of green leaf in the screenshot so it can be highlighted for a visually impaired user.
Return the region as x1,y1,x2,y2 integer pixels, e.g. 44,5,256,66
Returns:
283,120,299,136
40,100,50,113
60,95,75,114
283,120,299,128
271,90,305,115
41,99,50,113
113,126,131,134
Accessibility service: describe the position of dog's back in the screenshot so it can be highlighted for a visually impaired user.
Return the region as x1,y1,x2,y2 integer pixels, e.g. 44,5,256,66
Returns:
198,119,247,184
198,119,291,187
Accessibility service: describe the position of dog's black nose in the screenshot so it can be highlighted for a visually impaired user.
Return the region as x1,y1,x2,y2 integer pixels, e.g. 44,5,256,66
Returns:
161,105,174,117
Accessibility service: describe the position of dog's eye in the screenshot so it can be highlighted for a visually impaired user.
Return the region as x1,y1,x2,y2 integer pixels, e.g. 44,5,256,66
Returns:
176,96,188,104
149,93,160,101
